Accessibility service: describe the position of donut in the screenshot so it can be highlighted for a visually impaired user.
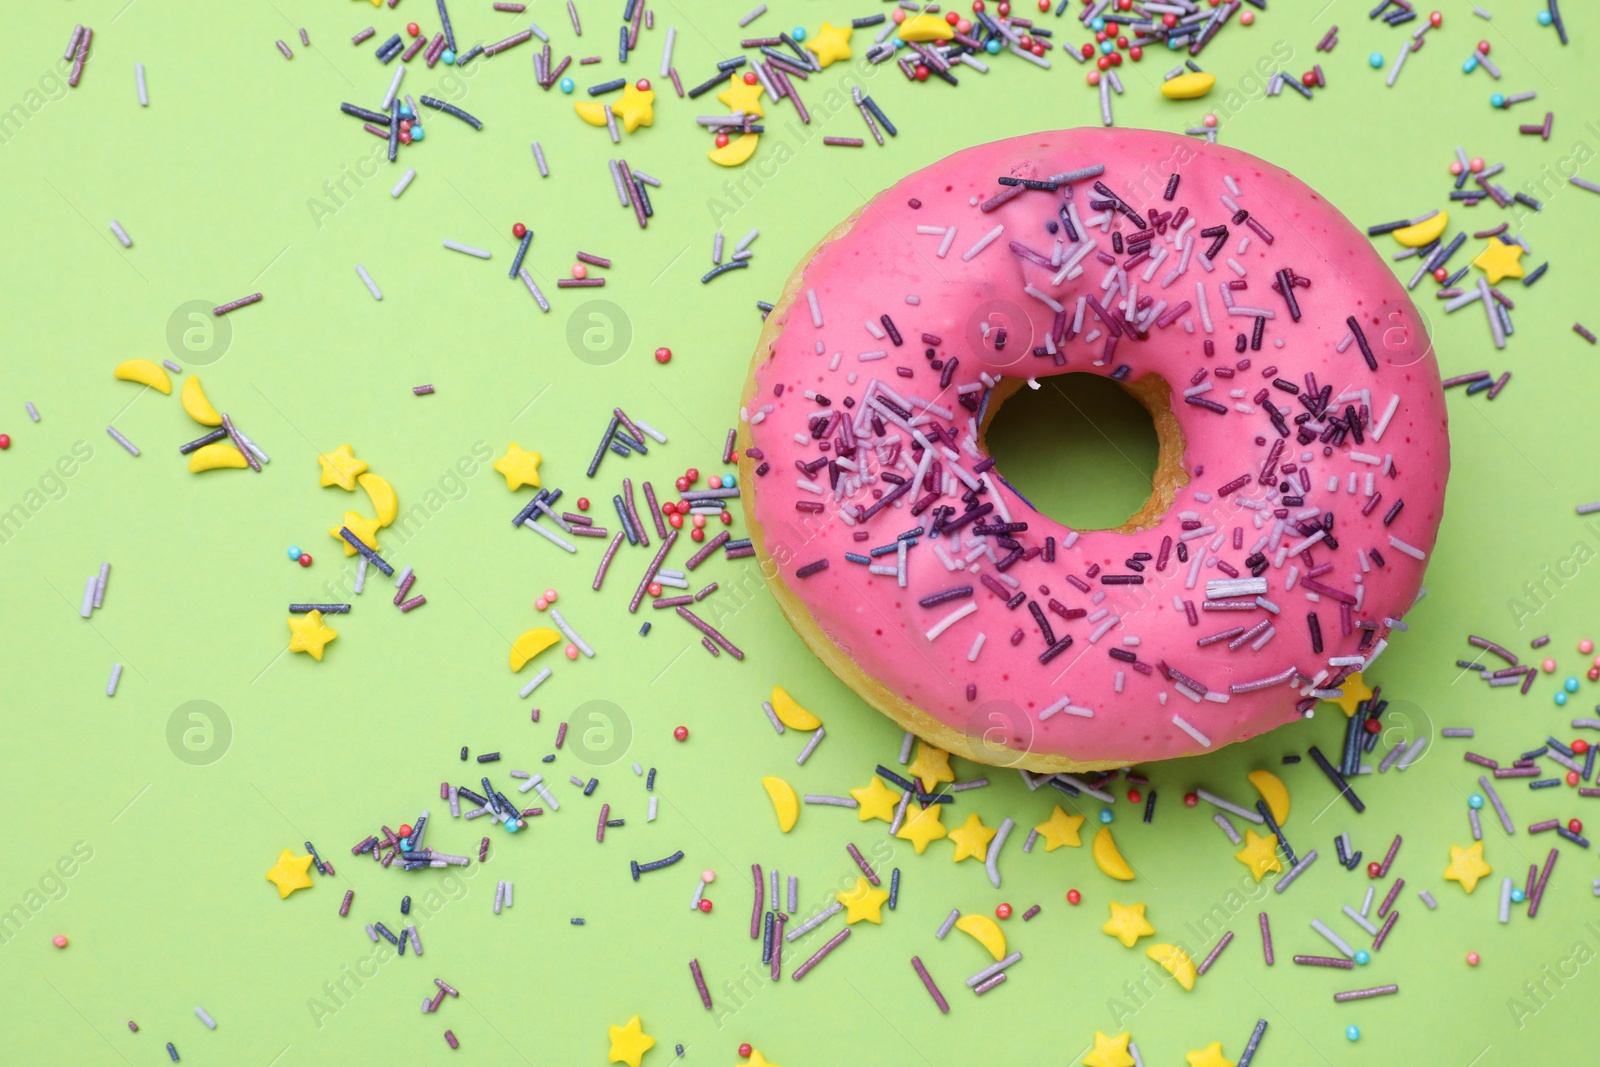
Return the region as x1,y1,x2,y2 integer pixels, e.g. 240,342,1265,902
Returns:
737,129,1449,773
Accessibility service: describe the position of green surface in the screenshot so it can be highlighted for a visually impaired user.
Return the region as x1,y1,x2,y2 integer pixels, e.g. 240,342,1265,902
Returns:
1,2,1597,1065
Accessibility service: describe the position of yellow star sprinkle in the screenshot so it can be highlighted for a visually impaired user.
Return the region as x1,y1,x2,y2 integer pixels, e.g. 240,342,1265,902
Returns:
1444,841,1492,894
317,444,368,490
493,443,543,491
1233,829,1282,883
287,610,338,661
895,802,947,854
850,776,902,823
1101,901,1155,948
805,22,853,68
265,848,315,898
1186,1042,1234,1067
606,1015,655,1067
1472,237,1525,285
1083,1031,1136,1067
716,73,765,119
948,812,996,863
1326,671,1372,717
907,742,955,787
744,1053,782,1067
837,876,890,924
611,83,655,133
1035,805,1086,851
331,511,382,556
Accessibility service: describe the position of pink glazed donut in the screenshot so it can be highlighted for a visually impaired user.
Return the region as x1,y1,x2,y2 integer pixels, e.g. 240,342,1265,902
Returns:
737,129,1449,773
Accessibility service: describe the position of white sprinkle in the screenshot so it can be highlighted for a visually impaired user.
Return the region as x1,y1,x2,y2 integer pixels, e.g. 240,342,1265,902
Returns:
962,224,1006,262
382,64,406,109
518,668,552,697
532,142,550,177
925,601,977,641
135,62,148,106
937,226,958,258
443,240,491,259
391,168,417,197
807,288,823,327
106,663,123,697
355,264,383,300
659,26,676,75
109,220,132,247
1171,715,1211,748
548,607,595,657
1387,535,1427,560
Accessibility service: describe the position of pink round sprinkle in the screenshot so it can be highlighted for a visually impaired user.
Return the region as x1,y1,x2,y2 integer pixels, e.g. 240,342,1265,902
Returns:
1580,639,1594,654
535,598,548,611
701,869,715,883
1542,659,1557,673
545,589,558,601
565,645,579,660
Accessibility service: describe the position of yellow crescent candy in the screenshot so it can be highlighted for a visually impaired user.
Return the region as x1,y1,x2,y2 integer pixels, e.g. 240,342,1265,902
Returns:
898,12,955,42
1392,211,1448,249
954,914,1007,962
769,686,822,730
358,473,398,527
1146,943,1197,990
761,776,799,832
180,376,223,426
574,101,608,127
1159,71,1216,100
510,628,562,672
708,133,759,167
1092,826,1136,881
1247,769,1290,825
113,358,172,395
187,442,249,472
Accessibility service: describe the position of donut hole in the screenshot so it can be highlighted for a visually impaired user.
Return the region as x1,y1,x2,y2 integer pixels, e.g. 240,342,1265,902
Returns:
984,373,1183,533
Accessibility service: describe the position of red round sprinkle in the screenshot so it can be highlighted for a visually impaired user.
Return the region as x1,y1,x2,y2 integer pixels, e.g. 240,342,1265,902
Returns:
674,725,689,741
655,346,672,364
742,71,757,85
1363,718,1381,734
996,0,1010,14
690,528,705,542
647,582,663,598
1367,862,1381,878
675,476,690,492
945,10,961,24
635,78,651,91
1430,10,1442,27
298,553,313,567
406,22,421,36
399,824,414,838
1301,71,1317,87
720,511,733,525
1127,789,1142,803
1182,792,1198,807
577,497,590,511
0,434,10,449
738,1045,752,1058
1569,818,1584,834
1566,771,1581,786
1466,951,1479,966
512,222,527,239
668,513,683,529
1030,41,1045,56
699,898,713,913
995,903,1013,920
1129,45,1143,60
398,131,411,144
1477,40,1490,55
913,65,930,82
715,132,730,148
1066,889,1081,905
1573,739,1590,754
686,468,700,482
971,0,984,12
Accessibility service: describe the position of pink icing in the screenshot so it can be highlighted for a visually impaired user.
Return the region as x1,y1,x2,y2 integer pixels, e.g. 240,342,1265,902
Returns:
745,129,1449,765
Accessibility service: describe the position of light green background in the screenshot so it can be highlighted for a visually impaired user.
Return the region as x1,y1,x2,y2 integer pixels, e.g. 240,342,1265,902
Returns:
2,1,1596,1064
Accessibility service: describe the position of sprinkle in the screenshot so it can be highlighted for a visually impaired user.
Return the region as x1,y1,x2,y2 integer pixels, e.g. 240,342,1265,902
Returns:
106,663,123,696
443,240,491,259
419,95,482,129
212,293,262,316
1259,913,1274,965
1196,930,1233,975
1171,714,1211,748
1333,984,1399,1003
911,956,949,1013
106,426,140,456
791,928,850,981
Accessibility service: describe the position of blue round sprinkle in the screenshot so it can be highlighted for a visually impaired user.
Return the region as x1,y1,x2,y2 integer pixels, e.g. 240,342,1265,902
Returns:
1555,691,1569,706
1354,949,1371,966
1510,888,1525,903
1490,92,1507,108
723,473,737,487
791,27,807,42
504,818,521,833
1463,56,1479,73
398,105,413,119
1369,52,1384,69
1091,17,1106,31
1346,1026,1361,1042
1100,40,1115,55
1566,676,1580,692
560,76,575,93
410,125,424,141
1468,793,1484,809
441,49,456,65
287,545,302,560
985,38,1001,54
1098,808,1114,824
1538,10,1554,25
